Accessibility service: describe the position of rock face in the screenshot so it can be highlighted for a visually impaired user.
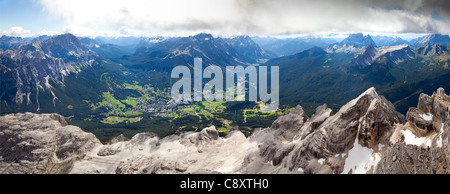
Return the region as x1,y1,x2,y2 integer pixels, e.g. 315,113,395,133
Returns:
0,87,448,174
377,88,450,173
240,87,405,174
0,113,101,173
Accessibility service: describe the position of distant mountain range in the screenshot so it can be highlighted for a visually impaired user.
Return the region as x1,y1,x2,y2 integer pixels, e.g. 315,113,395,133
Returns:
410,34,450,48
372,35,409,47
119,33,270,71
266,39,450,114
252,36,337,57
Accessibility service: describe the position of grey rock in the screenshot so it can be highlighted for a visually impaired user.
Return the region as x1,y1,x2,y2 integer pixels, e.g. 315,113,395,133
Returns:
378,87,450,174
0,113,101,174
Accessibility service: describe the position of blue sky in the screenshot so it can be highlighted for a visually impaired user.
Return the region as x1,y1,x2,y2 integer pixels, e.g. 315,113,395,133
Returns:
1,0,449,38
0,0,63,34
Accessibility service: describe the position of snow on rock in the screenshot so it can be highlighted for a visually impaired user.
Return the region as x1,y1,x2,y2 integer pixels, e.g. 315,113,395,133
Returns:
342,137,381,174
419,113,433,121
401,129,432,148
342,118,381,174
436,123,444,148
318,158,325,165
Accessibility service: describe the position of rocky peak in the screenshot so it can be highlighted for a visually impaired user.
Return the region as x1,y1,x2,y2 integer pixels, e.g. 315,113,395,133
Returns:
240,87,405,174
348,44,377,68
340,33,377,48
378,88,450,173
326,33,377,54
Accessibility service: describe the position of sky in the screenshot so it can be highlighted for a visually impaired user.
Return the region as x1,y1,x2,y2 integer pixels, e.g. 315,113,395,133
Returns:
1,0,449,38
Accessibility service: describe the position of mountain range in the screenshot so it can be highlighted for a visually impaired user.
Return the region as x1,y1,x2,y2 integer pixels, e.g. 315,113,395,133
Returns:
0,31,450,174
252,36,337,57
1,32,450,142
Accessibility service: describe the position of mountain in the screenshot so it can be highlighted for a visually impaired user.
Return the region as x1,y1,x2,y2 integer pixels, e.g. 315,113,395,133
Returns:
133,36,171,50
377,87,450,173
327,33,377,53
121,33,252,72
341,33,377,47
0,33,97,106
372,35,409,47
410,34,450,48
348,44,415,68
2,87,447,174
80,37,131,59
347,44,378,68
0,35,27,50
252,36,337,57
224,35,273,62
415,43,449,57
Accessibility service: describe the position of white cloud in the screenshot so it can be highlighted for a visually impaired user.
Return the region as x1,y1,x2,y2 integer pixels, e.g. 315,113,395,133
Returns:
37,30,62,36
1,26,32,37
36,0,450,37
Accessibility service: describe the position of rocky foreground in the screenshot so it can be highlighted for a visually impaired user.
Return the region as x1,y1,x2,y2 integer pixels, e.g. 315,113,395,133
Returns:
0,87,448,174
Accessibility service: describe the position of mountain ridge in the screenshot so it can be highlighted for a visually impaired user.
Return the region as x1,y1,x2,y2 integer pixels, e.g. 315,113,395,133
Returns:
0,33,97,106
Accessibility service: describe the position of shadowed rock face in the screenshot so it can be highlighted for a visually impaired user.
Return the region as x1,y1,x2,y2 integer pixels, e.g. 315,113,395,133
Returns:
0,87,448,174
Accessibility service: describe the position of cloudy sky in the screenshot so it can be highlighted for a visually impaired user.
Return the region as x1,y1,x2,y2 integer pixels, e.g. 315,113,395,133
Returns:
1,0,449,37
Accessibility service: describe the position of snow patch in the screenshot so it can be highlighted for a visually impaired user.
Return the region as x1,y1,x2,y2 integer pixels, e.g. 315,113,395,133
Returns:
342,138,380,174
378,144,384,150
436,123,444,148
318,158,325,165
420,113,433,121
44,75,52,89
342,117,380,174
401,129,432,148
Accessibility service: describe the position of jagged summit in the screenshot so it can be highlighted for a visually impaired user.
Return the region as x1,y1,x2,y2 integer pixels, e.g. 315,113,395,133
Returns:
326,33,377,53
340,33,377,48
